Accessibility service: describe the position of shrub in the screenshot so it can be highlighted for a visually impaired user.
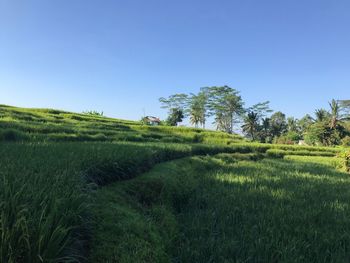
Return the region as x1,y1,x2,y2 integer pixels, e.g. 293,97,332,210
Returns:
82,110,104,116
0,129,29,141
192,133,204,143
304,122,343,146
266,149,285,158
274,131,301,145
337,151,350,172
341,136,350,147
274,136,294,145
266,149,335,158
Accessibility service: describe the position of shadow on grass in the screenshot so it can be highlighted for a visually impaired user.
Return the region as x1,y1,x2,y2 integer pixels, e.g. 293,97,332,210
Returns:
174,157,350,263
89,155,350,263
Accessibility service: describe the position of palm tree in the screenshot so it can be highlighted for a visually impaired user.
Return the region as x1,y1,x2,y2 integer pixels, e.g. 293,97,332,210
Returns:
213,111,226,131
260,117,271,142
188,95,201,128
189,110,201,128
329,99,349,129
188,91,208,128
242,112,259,140
314,108,329,122
287,117,299,132
298,114,314,133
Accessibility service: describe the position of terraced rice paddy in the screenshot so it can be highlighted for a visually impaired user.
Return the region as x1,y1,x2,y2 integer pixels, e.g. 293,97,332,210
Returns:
0,105,349,262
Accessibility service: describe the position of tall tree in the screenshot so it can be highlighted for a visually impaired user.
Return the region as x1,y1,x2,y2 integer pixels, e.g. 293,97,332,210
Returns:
159,93,188,125
329,99,350,129
260,117,272,142
246,101,273,119
242,111,260,140
205,86,244,133
314,108,330,122
329,99,340,129
270,111,287,137
159,93,188,112
242,101,272,141
287,117,299,132
166,108,184,126
298,114,314,134
188,90,208,128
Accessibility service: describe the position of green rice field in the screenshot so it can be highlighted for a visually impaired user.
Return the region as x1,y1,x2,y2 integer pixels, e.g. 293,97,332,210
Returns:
1,105,349,262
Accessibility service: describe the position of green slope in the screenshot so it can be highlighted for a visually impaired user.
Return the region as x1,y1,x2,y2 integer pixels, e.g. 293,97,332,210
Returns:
90,154,350,263
0,104,348,262
0,104,244,144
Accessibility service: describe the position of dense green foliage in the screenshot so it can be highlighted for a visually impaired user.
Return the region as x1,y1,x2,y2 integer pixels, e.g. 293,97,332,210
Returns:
82,110,104,117
337,150,350,173
159,94,188,126
1,140,345,262
158,89,350,146
0,142,235,262
90,154,350,262
3,141,274,262
160,86,245,133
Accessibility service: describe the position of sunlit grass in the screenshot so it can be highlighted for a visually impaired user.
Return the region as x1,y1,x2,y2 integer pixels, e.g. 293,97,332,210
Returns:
1,104,349,262
88,155,350,262
0,104,245,144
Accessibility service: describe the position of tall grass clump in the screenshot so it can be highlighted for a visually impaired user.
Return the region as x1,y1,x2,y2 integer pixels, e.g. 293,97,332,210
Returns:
0,142,191,261
0,129,29,142
0,144,89,263
337,150,350,172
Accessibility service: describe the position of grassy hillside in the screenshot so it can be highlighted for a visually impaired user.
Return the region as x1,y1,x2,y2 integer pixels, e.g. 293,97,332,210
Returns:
90,154,350,262
0,104,244,144
0,104,349,262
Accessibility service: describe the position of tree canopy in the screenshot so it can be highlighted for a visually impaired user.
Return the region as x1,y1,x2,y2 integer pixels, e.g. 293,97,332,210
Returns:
159,88,350,146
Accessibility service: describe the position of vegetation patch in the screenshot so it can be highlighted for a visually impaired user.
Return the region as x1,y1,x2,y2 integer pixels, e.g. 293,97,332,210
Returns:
266,148,336,158
0,141,295,262
89,154,350,262
0,105,245,144
337,150,350,172
1,104,349,262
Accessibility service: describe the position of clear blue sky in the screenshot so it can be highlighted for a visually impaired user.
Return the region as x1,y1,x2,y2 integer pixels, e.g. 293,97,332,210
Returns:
1,0,349,122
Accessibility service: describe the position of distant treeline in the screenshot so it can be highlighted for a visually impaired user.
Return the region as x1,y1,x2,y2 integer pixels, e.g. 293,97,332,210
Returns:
159,86,350,146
